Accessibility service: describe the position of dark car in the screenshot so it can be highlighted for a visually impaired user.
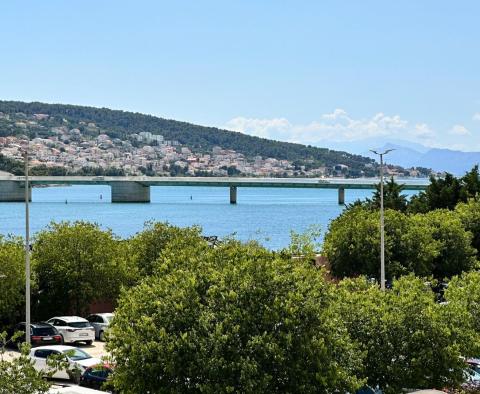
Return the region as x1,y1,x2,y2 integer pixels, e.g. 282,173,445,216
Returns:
79,364,114,391
10,322,62,347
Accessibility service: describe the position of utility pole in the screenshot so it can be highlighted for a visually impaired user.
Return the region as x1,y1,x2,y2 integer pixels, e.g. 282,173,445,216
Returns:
24,148,31,345
370,149,394,291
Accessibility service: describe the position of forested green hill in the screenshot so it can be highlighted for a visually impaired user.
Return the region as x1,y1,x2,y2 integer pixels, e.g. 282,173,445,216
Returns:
0,100,377,175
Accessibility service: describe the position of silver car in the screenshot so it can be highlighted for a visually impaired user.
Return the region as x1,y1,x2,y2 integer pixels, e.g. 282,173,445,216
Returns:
86,313,114,341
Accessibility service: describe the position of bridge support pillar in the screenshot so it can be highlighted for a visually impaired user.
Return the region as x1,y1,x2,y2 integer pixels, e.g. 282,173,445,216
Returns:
111,182,150,203
230,186,237,204
0,181,31,202
338,187,345,205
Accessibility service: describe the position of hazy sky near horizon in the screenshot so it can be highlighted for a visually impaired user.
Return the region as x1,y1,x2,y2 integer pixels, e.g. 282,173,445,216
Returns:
1,1,479,151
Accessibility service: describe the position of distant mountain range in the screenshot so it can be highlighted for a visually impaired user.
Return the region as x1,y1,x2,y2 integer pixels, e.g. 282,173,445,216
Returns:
322,138,479,175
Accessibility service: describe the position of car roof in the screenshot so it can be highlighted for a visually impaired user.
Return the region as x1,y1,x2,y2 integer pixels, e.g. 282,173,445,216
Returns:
49,316,88,322
18,322,54,328
33,345,76,351
89,312,114,316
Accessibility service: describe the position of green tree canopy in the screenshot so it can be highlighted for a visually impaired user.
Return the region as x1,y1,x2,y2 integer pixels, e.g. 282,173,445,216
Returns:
107,241,364,393
129,221,207,277
334,276,479,394
0,237,26,330
456,199,480,258
322,206,477,281
445,270,480,334
32,221,132,319
0,339,51,394
408,167,480,213
370,177,409,211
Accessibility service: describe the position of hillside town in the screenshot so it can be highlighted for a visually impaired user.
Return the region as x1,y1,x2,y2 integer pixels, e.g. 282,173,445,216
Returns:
0,111,427,178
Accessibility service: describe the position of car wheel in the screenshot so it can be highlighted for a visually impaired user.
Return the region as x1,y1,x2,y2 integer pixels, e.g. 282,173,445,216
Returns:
85,340,93,346
68,370,81,384
59,334,64,345
99,331,105,342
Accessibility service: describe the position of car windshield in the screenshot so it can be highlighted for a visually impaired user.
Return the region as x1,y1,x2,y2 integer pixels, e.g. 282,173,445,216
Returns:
67,322,90,328
105,315,113,323
469,363,480,374
63,348,91,361
33,327,57,336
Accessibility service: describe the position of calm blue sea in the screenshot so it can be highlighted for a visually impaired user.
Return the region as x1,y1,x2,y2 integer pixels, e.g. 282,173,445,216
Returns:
0,185,419,249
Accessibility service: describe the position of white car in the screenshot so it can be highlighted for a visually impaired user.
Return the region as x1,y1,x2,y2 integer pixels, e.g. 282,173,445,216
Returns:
47,316,95,345
29,345,102,382
86,313,114,341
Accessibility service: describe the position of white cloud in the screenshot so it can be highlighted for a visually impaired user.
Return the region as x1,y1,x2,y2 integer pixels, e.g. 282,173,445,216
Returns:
408,123,435,139
473,113,480,121
449,124,470,136
225,109,436,145
225,117,291,140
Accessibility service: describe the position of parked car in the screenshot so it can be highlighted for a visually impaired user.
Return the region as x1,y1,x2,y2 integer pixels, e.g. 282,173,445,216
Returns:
86,313,114,341
46,316,95,345
49,385,106,393
79,363,114,391
463,358,480,390
9,322,62,347
29,345,102,383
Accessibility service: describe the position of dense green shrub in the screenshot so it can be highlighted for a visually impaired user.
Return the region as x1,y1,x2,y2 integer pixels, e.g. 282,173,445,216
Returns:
323,207,477,281
107,241,364,394
334,275,479,393
32,221,132,318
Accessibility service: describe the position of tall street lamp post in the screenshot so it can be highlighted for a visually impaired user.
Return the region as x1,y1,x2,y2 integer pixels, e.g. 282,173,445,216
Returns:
24,148,31,345
369,149,395,291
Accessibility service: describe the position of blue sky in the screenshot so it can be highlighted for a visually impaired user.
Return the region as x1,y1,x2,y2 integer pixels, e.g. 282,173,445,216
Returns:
1,1,479,151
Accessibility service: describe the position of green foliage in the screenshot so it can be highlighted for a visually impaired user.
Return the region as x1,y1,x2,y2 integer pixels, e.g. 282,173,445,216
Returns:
32,221,132,318
334,276,479,393
129,221,207,277
445,270,480,335
456,199,480,258
423,210,478,278
107,241,364,393
0,333,51,394
0,153,125,176
0,154,24,175
369,177,409,211
282,224,322,261
0,237,26,329
408,167,480,213
323,206,477,281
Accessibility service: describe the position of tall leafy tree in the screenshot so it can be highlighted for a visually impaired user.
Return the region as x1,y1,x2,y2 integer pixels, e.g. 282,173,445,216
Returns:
460,164,480,200
323,206,476,281
0,237,26,330
107,240,364,393
32,221,132,318
408,173,465,213
129,221,207,277
456,199,480,257
370,177,408,212
334,276,478,393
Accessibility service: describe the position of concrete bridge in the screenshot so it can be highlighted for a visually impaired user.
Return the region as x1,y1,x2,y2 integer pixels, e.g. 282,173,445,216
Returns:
0,176,429,204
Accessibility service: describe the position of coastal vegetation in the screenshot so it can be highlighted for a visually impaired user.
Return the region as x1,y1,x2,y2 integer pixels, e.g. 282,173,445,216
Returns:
2,168,480,392
1,215,480,392
325,166,480,280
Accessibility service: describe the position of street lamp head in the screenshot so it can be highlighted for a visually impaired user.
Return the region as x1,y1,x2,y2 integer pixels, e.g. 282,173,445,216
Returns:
369,148,395,156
